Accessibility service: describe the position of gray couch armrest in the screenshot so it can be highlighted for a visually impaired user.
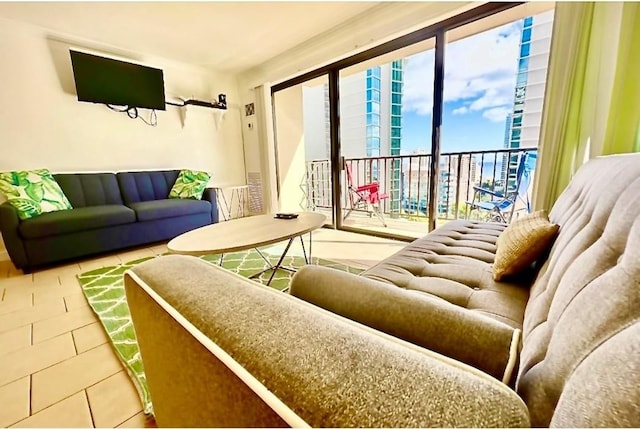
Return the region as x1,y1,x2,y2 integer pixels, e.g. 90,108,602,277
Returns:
0,202,28,270
125,255,529,428
201,188,219,223
289,265,520,383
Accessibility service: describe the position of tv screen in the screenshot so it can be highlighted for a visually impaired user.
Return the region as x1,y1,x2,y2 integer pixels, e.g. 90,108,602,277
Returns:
70,50,166,110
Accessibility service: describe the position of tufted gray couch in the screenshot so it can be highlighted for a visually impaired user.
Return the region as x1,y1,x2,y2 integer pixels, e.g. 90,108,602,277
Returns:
124,153,639,427
291,220,525,382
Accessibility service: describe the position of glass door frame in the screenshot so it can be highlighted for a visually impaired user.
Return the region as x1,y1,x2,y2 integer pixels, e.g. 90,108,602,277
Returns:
271,2,522,240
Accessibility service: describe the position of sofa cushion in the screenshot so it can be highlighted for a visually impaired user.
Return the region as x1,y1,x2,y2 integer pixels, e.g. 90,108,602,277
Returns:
360,220,531,329
0,169,73,220
493,210,559,281
128,199,212,222
117,170,180,204
168,170,210,200
290,265,522,383
54,173,123,207
19,205,136,239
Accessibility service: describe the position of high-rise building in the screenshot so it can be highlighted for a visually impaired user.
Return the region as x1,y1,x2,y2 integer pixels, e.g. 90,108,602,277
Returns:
302,61,405,213
402,151,479,218
438,155,479,217
404,150,429,214
389,60,403,215
503,10,554,189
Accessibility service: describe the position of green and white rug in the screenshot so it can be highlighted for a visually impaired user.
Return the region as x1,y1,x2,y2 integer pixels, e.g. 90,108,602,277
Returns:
76,249,362,416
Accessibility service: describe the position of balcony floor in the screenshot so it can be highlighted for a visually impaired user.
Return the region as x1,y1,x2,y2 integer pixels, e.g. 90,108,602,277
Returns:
312,204,523,238
313,207,457,239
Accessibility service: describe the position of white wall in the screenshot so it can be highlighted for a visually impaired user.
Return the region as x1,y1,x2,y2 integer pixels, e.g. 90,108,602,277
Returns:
0,17,246,257
273,86,307,212
0,16,245,177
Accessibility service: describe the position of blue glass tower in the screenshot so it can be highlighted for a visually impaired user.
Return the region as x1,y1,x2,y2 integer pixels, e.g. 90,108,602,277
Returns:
389,60,403,215
504,16,533,191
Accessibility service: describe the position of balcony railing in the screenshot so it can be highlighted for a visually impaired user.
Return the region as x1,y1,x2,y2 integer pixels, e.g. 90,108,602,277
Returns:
305,147,537,224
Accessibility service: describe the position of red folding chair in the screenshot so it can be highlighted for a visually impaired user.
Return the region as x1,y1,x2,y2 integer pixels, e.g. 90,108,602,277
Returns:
344,162,388,227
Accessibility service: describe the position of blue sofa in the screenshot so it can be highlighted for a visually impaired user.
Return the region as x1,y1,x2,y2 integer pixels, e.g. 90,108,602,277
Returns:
0,170,218,272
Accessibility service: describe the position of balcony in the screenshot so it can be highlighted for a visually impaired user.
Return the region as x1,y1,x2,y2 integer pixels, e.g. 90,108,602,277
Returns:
305,147,537,238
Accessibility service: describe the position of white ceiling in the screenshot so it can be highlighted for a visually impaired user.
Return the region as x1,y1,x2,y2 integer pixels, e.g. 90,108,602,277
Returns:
0,1,382,73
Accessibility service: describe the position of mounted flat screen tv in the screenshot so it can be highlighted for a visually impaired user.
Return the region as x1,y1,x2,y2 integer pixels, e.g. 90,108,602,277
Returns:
70,50,166,110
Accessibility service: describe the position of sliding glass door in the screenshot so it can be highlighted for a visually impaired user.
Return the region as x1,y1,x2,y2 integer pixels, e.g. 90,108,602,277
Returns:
338,39,436,238
271,2,555,240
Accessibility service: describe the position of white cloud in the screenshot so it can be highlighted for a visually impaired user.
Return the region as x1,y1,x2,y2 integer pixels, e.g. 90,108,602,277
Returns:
468,85,514,111
402,19,522,119
482,107,511,123
452,106,469,115
402,50,435,115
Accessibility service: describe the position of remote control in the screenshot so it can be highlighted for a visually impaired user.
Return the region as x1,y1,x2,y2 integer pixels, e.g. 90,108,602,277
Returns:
275,213,299,219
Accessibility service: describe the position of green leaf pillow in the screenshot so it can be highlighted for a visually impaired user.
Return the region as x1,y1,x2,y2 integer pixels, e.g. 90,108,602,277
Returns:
169,169,211,200
0,169,73,220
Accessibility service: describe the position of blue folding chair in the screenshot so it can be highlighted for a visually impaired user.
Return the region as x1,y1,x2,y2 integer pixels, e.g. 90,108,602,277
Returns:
466,152,536,223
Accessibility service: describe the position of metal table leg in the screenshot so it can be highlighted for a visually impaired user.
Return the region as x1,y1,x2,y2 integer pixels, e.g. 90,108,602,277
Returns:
248,231,314,287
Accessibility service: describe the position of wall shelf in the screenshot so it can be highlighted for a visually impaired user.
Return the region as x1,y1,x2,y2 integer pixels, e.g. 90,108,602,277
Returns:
168,96,227,129
178,105,226,129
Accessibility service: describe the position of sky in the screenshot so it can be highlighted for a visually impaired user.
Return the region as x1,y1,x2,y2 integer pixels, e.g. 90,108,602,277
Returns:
400,19,524,154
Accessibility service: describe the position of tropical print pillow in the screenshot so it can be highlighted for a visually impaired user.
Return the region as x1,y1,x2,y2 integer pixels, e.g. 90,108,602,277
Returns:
168,169,211,200
0,169,73,220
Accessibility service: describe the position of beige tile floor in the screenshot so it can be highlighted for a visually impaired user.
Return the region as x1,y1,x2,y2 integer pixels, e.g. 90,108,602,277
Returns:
0,228,406,428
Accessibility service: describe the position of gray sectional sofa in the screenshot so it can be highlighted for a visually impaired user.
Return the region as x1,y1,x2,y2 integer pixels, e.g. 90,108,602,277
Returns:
124,153,639,427
0,170,218,271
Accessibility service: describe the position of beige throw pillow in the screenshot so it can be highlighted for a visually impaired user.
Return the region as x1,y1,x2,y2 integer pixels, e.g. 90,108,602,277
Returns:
493,210,559,281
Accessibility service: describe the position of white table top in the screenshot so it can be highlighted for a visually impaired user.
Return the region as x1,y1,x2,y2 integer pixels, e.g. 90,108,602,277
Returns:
167,212,326,255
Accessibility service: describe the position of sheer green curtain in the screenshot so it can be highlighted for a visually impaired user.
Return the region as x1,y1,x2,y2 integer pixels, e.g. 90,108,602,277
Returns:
602,3,640,155
533,2,640,211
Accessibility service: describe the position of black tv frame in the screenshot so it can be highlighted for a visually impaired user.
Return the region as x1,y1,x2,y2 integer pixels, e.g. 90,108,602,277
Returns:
70,50,166,111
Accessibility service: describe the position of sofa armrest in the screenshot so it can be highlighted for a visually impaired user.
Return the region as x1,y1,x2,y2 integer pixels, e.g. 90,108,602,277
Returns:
201,188,219,223
290,265,521,383
125,255,529,428
0,202,28,270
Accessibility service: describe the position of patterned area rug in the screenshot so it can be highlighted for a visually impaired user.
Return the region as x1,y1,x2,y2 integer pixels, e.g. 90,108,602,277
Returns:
76,249,363,415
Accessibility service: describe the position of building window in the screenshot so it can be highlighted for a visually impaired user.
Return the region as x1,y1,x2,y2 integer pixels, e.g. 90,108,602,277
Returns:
512,116,523,127
367,76,381,91
518,58,529,73
367,67,381,79
367,126,380,138
517,72,528,85
366,113,380,126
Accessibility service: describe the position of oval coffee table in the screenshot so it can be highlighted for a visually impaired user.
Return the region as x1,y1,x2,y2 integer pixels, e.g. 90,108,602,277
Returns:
168,212,326,285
